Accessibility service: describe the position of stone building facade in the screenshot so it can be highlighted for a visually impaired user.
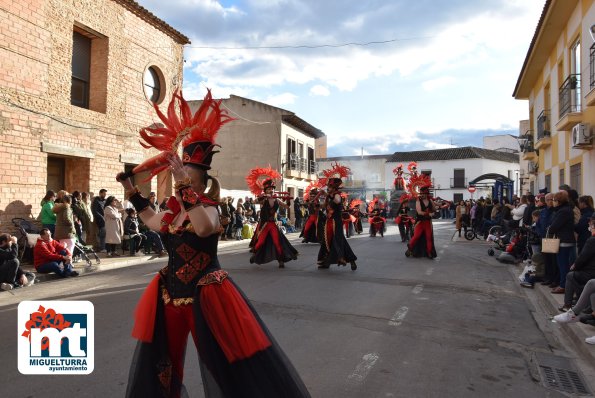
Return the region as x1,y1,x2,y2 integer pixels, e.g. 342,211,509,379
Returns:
0,0,188,230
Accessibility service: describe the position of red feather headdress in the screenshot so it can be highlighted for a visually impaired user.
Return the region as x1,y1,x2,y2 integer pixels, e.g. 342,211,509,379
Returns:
407,173,432,198
322,162,350,188
245,166,282,196
349,199,363,210
392,164,404,174
368,198,379,213
127,89,234,181
407,161,418,173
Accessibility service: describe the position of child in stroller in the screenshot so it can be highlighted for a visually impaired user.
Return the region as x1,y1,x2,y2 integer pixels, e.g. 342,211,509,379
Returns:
72,238,100,267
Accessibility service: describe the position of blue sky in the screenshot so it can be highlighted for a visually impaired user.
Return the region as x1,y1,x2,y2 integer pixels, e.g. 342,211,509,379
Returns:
137,0,543,156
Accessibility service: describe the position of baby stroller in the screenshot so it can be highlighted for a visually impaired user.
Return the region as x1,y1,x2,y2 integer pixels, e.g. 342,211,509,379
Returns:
72,238,100,267
11,217,40,263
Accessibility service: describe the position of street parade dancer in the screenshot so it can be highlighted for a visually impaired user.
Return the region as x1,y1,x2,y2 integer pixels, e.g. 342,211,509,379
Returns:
395,194,414,243
368,198,386,237
317,162,357,270
119,90,310,398
300,181,323,243
349,199,364,235
246,166,299,268
405,173,438,259
342,200,356,238
407,161,419,179
393,164,406,190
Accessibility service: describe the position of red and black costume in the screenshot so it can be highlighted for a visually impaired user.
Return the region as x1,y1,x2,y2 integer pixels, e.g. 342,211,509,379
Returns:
300,185,322,243
122,90,310,397
316,163,357,270
368,199,386,237
341,203,356,238
405,181,437,259
246,169,298,267
393,164,405,191
349,199,364,235
395,200,414,243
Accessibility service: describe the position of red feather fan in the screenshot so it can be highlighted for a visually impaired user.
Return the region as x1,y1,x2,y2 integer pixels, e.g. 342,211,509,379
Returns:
245,166,282,196
406,173,433,198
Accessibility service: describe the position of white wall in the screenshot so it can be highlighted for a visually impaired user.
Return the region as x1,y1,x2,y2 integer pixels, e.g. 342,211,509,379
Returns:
385,158,520,201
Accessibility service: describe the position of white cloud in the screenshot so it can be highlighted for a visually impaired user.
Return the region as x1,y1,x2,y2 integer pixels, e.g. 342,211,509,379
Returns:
263,92,297,107
422,76,456,92
424,142,457,150
310,85,330,96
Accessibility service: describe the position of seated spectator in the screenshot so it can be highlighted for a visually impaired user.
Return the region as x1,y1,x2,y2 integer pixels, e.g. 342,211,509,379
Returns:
124,208,146,256
138,220,166,256
553,278,595,345
0,233,34,290
33,228,78,277
557,213,595,312
520,253,545,288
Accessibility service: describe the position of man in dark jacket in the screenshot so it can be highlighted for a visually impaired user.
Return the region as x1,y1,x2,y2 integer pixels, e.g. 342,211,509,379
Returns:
522,194,536,228
91,189,107,252
559,213,595,311
0,233,33,290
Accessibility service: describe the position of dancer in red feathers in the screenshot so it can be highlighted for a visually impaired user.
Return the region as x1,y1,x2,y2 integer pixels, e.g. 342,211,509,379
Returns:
349,199,364,235
118,90,310,398
300,182,323,243
317,163,357,270
246,166,298,268
405,174,437,259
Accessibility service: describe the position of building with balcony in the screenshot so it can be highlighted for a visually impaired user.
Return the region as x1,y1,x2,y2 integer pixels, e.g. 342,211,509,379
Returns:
0,0,188,229
188,95,326,204
513,0,595,196
385,147,520,203
317,155,392,200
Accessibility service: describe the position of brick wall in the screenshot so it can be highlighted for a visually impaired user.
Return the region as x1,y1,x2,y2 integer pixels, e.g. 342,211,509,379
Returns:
0,0,185,233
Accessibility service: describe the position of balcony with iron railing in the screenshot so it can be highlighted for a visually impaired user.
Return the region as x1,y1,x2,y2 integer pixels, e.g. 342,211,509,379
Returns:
286,153,318,180
556,74,583,131
586,43,595,106
521,130,538,162
450,177,467,189
535,110,551,150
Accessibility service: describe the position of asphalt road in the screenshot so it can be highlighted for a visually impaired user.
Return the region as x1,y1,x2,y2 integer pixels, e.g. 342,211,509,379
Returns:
0,221,585,397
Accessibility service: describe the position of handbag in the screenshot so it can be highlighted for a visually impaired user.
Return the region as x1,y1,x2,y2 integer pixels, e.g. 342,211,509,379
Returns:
542,227,560,254
219,215,231,226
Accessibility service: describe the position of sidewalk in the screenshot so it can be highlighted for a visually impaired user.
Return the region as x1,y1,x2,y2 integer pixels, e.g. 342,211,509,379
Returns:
20,237,250,284
453,233,595,365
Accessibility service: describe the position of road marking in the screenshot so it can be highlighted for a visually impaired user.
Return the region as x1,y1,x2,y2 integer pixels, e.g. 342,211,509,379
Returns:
143,272,158,277
348,353,379,383
425,267,434,276
389,306,409,326
412,284,424,294
82,284,109,292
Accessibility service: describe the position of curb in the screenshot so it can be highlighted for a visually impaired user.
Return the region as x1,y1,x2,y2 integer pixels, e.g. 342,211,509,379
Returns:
19,237,253,284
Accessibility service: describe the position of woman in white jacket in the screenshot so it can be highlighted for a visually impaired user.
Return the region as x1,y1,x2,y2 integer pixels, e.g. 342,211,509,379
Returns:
509,195,528,227
104,196,123,257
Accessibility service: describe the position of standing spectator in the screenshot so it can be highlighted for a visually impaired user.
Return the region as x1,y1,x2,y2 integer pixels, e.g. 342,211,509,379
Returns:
575,195,594,255
0,233,32,290
508,195,527,228
103,196,123,257
219,198,231,241
449,201,456,219
71,191,84,243
148,192,158,212
33,228,78,277
53,194,77,255
39,190,57,235
226,197,235,239
522,194,536,228
549,190,577,294
455,200,468,237
537,193,559,287
294,197,304,230
91,188,107,252
233,206,245,240
73,191,92,244
80,191,94,245
440,200,449,219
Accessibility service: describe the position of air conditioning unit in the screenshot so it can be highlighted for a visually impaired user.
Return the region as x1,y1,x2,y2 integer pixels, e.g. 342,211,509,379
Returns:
527,161,538,174
572,123,593,147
